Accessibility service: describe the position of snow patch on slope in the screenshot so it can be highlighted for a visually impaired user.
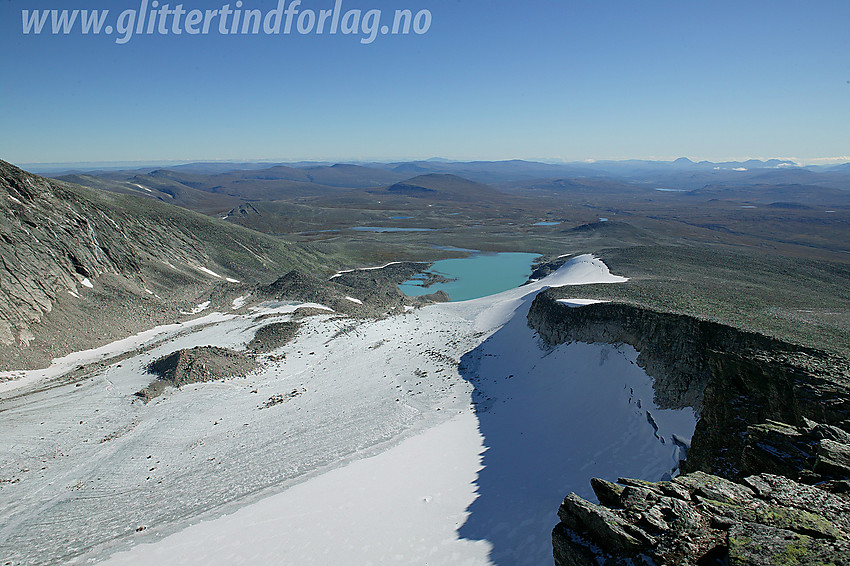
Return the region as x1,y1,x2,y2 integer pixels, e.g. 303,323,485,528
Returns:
186,263,240,283
545,254,628,286
180,301,210,315
557,298,608,307
192,265,222,279
330,262,404,280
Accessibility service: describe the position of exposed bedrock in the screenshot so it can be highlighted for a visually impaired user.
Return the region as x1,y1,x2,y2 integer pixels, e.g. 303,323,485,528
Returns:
552,472,850,566
136,346,259,401
527,293,850,565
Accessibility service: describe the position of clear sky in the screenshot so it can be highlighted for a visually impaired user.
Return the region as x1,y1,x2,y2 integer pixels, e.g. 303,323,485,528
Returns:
1,0,848,165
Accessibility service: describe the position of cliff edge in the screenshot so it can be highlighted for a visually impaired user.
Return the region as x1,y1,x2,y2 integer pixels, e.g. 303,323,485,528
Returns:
528,294,850,564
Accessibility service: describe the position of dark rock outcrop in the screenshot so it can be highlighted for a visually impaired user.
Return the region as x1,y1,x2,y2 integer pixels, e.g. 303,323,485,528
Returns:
742,419,850,482
553,472,850,565
137,346,258,400
527,257,570,282
690,348,850,480
258,269,341,307
247,321,301,353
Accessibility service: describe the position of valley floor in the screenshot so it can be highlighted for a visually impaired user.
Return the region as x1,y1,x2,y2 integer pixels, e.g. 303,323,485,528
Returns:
0,256,696,565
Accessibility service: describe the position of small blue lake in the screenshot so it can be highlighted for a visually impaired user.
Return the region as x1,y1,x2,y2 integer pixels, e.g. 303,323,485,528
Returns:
399,252,540,302
351,227,435,233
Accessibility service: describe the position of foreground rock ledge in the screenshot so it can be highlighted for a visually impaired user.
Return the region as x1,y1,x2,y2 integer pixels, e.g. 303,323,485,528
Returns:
553,471,850,566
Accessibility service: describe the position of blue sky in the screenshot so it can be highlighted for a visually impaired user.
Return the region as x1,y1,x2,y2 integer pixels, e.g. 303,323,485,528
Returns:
1,0,848,165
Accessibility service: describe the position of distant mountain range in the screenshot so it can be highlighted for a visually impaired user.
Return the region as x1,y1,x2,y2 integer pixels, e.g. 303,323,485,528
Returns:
50,157,850,216
38,156,842,177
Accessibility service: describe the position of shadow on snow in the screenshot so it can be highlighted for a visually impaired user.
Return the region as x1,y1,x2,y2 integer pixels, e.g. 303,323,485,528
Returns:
455,292,692,565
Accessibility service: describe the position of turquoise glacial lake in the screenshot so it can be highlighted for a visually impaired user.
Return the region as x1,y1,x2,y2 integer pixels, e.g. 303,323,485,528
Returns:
399,252,540,302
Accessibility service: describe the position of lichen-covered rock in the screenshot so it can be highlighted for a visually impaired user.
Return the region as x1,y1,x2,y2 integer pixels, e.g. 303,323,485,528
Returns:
553,472,850,566
728,522,850,566
557,493,654,552
742,419,850,483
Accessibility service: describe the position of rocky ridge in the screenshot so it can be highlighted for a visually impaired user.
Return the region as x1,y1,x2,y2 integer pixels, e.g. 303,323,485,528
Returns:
137,346,259,401
256,262,448,318
0,160,326,370
246,321,302,354
527,294,850,564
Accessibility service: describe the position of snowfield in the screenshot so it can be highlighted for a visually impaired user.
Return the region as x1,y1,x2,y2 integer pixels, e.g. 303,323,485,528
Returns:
0,255,695,566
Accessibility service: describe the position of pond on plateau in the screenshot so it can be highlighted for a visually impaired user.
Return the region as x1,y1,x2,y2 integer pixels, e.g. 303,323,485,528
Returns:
399,252,540,302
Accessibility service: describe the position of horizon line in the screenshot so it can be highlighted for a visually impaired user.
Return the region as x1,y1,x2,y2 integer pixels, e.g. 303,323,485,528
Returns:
14,155,850,172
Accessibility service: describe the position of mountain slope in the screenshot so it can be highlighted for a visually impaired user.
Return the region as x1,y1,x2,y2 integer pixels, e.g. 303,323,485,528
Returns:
61,163,409,210
0,160,331,370
57,173,244,214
